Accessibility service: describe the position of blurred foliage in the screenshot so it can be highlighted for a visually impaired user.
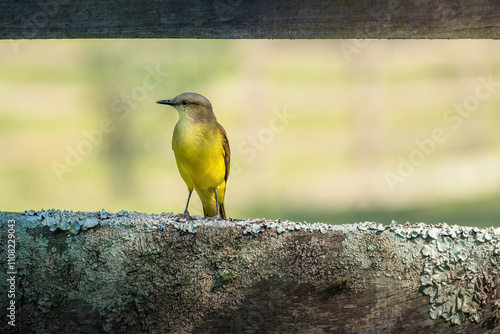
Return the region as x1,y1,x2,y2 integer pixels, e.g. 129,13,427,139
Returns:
1,40,500,227
250,193,500,226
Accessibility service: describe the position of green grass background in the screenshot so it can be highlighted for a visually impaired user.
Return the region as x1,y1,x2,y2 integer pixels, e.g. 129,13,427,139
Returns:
1,39,500,227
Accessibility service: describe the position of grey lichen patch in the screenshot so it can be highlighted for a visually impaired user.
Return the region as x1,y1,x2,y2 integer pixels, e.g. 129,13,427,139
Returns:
379,221,500,325
20,209,101,234
417,223,499,325
340,221,500,326
340,222,425,288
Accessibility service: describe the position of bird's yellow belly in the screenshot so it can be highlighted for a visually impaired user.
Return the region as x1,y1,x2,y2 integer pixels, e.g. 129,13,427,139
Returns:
173,126,225,191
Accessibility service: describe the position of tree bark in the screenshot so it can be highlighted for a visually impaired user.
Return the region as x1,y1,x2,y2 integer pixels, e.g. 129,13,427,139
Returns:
1,210,500,333
1,0,499,39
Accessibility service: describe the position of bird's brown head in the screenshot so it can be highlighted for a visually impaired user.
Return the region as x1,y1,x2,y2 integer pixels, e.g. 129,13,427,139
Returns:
157,92,216,123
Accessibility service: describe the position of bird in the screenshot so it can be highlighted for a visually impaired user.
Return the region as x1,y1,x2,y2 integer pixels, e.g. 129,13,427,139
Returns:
156,92,230,219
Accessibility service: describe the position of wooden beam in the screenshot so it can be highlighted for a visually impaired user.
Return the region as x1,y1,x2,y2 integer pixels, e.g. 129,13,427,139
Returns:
1,0,499,39
1,210,500,333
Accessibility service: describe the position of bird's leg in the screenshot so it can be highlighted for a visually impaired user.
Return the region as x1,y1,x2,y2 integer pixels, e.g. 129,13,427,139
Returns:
206,188,220,221
183,189,193,219
214,188,220,219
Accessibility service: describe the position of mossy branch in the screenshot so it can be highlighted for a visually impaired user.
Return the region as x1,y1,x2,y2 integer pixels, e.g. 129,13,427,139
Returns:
1,210,500,333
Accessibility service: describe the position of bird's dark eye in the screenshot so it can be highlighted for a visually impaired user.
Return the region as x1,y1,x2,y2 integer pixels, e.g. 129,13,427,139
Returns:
181,100,189,106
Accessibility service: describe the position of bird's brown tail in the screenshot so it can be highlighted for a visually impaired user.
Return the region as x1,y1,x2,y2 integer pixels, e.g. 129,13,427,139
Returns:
202,202,226,219
219,202,226,219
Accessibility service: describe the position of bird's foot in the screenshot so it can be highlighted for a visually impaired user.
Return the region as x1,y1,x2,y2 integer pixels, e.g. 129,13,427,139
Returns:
179,211,192,221
205,214,222,221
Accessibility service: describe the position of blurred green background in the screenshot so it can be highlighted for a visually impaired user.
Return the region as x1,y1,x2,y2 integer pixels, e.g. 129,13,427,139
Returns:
1,39,499,227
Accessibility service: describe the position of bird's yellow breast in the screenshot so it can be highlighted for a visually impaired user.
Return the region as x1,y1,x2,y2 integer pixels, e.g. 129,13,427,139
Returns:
172,118,226,191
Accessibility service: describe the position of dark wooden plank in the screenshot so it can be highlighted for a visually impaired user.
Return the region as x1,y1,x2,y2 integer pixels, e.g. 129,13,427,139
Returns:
0,0,499,39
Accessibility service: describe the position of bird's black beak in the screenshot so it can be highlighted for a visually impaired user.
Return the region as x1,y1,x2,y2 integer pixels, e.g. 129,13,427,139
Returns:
156,99,175,105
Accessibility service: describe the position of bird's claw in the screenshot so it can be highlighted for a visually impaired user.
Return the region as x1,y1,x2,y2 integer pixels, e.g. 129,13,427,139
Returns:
205,214,222,221
178,211,192,221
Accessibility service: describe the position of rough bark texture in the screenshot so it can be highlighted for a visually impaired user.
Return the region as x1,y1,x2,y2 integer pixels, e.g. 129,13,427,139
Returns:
0,0,499,39
1,210,500,333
